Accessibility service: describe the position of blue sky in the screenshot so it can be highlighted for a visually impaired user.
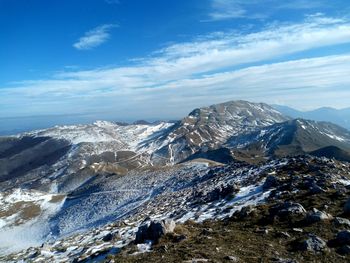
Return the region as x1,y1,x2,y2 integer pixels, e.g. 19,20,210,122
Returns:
1,0,350,129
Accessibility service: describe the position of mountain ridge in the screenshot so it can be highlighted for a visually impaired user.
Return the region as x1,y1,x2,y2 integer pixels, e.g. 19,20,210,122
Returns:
274,104,350,130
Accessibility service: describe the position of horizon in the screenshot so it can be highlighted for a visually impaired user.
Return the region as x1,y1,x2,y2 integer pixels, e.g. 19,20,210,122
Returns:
1,99,350,136
1,0,350,132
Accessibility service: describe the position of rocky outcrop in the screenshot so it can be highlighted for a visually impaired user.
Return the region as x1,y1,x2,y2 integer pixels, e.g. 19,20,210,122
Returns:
270,202,307,219
135,219,176,244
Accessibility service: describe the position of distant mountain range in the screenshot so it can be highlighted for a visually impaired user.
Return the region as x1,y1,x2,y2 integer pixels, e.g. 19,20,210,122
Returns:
273,105,350,130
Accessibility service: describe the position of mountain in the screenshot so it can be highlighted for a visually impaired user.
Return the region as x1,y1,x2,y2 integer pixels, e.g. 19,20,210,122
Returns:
149,100,289,164
310,145,350,162
274,105,350,130
1,100,350,262
228,118,350,161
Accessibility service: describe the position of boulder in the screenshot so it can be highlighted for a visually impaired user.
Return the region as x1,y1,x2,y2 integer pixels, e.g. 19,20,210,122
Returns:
270,202,306,218
305,208,332,224
297,234,327,252
135,219,176,244
201,184,238,202
263,175,279,190
334,230,350,246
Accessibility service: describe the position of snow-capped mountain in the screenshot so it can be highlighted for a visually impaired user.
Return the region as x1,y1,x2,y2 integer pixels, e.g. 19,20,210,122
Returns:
147,100,289,164
1,100,350,260
0,101,288,193
228,118,350,160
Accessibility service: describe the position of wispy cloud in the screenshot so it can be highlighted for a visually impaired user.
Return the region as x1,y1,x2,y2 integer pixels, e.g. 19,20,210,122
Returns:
73,24,118,50
208,0,326,21
2,15,350,119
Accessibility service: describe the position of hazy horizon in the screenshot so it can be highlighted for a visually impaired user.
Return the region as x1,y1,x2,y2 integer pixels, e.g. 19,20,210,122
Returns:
1,100,350,136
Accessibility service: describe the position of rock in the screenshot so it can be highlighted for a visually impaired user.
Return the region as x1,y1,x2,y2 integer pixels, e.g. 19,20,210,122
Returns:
135,219,176,244
102,232,114,242
255,227,269,235
270,202,307,218
204,184,238,202
309,184,325,194
27,248,40,259
337,245,350,255
305,208,333,224
231,205,256,220
174,234,187,243
278,231,291,238
263,175,279,190
334,230,350,245
292,228,303,233
334,217,350,228
344,198,350,215
297,234,327,252
224,255,239,261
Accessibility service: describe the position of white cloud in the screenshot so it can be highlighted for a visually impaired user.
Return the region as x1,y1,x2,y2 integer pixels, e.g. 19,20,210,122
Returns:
208,0,326,21
2,16,350,119
73,24,118,50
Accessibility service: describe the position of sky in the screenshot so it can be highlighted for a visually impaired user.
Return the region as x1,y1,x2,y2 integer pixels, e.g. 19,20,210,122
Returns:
1,0,350,132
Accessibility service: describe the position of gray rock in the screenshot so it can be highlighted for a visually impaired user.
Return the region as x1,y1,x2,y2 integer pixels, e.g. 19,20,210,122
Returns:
135,219,176,244
334,217,350,228
298,234,327,252
272,202,307,218
305,208,332,223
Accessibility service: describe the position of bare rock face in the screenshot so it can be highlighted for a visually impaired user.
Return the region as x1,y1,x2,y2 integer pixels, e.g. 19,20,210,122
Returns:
135,219,176,244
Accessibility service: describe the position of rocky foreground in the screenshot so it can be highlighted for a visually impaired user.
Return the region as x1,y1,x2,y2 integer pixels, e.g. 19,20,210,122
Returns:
1,156,350,262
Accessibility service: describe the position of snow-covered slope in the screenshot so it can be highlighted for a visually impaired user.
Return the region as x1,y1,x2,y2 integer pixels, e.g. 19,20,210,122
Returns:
228,118,350,158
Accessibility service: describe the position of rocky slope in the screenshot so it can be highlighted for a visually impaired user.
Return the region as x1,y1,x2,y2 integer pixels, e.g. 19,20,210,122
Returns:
1,156,350,262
